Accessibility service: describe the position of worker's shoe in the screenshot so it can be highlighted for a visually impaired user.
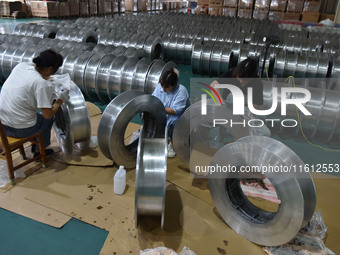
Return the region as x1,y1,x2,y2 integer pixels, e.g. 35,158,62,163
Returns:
33,149,54,159
167,142,176,158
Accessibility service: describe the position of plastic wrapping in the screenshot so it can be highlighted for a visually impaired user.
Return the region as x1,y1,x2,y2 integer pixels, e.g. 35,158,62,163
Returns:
264,211,334,255
238,0,253,8
140,247,196,255
255,0,270,8
269,0,287,11
303,210,328,240
286,0,304,12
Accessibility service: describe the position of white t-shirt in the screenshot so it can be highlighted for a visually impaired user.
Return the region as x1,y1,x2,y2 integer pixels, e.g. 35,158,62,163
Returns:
0,62,53,128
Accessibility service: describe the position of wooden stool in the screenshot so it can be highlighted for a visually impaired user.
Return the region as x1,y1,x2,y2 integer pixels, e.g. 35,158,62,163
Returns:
0,120,47,185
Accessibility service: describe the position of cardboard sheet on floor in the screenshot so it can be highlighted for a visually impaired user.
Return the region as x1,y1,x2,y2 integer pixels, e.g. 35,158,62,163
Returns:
99,183,265,255
0,149,48,192
24,161,135,231
0,181,71,228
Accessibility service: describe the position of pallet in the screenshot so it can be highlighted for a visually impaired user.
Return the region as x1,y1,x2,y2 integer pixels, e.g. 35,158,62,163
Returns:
0,11,28,19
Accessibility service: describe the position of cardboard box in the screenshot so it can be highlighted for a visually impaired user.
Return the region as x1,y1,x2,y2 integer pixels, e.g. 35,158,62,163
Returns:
238,7,252,18
222,6,237,16
112,0,118,12
268,10,284,20
30,1,59,18
98,0,105,13
238,0,253,8
69,0,80,16
104,0,112,13
79,0,89,15
195,4,209,13
255,0,270,9
209,6,222,15
197,0,209,4
253,7,268,19
0,1,23,16
283,11,300,20
301,11,320,22
269,0,287,11
223,0,237,7
286,0,303,12
319,13,335,21
58,2,70,16
209,0,223,4
303,1,320,12
89,0,97,14
137,0,147,11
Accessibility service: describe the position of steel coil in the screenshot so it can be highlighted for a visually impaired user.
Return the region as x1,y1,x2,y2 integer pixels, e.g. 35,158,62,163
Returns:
173,100,251,170
208,136,316,246
135,125,167,228
97,91,166,168
53,79,91,155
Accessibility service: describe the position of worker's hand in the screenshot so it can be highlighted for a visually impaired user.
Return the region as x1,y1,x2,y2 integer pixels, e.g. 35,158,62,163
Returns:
58,86,70,102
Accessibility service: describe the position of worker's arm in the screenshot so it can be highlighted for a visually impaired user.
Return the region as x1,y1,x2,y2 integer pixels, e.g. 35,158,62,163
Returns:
40,99,63,119
165,107,176,115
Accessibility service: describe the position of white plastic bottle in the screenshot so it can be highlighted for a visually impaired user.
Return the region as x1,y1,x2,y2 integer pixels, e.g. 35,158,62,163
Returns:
114,165,126,195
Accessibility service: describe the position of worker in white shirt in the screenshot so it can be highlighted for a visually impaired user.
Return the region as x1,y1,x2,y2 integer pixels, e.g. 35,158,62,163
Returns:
0,49,69,157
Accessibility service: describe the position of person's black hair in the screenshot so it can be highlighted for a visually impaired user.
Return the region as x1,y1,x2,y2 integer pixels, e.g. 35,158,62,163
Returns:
159,68,179,89
232,57,258,78
33,49,63,73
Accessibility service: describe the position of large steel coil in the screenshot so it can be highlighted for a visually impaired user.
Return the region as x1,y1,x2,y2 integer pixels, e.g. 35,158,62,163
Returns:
135,125,167,228
173,100,251,170
208,136,316,246
0,35,174,102
53,79,91,155
97,91,166,168
262,79,340,144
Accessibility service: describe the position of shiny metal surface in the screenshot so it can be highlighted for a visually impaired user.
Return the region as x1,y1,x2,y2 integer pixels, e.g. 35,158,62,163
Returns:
53,80,91,155
95,54,116,102
210,42,223,76
84,53,105,100
120,56,139,92
200,41,214,75
97,91,166,168
173,100,251,170
73,51,95,93
132,58,151,92
191,41,203,74
144,59,165,94
263,80,340,144
108,55,127,99
135,125,167,228
143,35,164,60
208,136,316,246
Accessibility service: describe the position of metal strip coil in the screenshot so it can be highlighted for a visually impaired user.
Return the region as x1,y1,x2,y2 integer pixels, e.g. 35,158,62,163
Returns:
97,91,166,168
208,136,316,246
53,80,91,155
173,100,251,170
135,125,167,228
95,54,116,102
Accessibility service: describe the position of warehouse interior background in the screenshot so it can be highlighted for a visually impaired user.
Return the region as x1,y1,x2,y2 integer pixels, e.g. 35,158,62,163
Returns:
0,0,340,254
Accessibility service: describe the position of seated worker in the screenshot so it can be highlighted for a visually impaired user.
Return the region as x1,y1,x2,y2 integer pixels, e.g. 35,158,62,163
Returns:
152,67,190,158
0,49,68,157
211,57,263,109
